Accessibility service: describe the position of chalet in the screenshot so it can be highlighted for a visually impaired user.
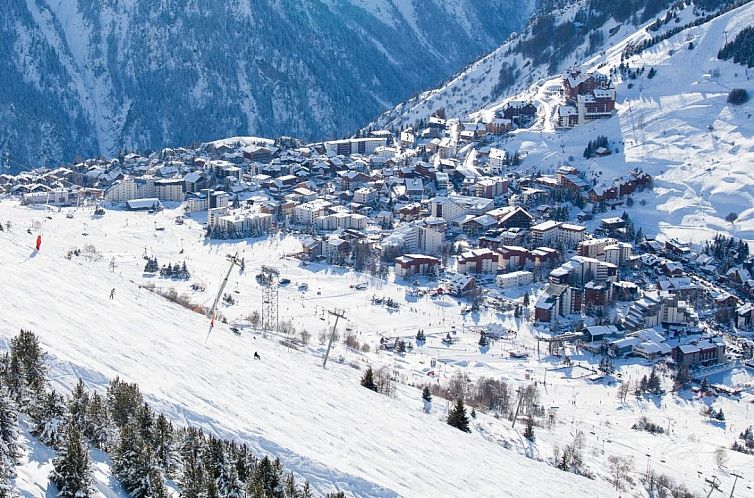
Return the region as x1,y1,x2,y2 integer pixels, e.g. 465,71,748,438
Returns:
726,268,752,290
589,185,618,203
672,338,725,368
736,302,754,328
487,206,533,230
563,68,611,100
486,117,512,135
599,217,625,232
446,273,477,297
500,101,538,127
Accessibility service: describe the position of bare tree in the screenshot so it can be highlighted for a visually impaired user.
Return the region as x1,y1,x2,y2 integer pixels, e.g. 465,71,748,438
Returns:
607,455,634,490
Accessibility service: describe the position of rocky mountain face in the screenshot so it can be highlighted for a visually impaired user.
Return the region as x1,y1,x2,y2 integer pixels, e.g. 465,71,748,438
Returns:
0,0,533,171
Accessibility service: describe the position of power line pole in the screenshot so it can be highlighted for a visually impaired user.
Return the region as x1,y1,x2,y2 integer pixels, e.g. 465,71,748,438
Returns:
705,476,721,498
322,309,345,368
729,472,743,498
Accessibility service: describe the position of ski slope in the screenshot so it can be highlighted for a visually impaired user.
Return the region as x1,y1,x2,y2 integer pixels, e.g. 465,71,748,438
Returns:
0,200,614,496
521,2,754,241
1,200,753,496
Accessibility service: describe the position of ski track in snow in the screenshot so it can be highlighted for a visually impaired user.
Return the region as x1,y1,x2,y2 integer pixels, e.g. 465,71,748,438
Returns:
0,202,618,497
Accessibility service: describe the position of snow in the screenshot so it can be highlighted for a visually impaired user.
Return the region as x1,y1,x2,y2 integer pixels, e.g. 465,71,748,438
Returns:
0,200,615,496
397,0,754,243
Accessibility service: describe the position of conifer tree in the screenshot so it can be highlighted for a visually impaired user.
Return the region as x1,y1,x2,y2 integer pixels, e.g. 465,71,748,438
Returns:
8,330,48,405
153,414,177,477
524,415,536,442
301,481,314,498
113,419,168,498
84,392,113,451
360,367,377,392
68,379,90,432
248,456,283,498
50,422,93,498
178,428,207,498
447,399,471,433
0,387,20,496
32,389,66,449
421,386,432,414
106,377,143,429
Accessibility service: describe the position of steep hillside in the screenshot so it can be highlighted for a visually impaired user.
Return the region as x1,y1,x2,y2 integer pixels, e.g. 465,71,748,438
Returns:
492,0,754,241
0,0,533,172
0,202,612,497
371,0,691,130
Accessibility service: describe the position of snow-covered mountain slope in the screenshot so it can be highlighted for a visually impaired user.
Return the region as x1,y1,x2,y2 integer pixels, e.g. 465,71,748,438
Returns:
0,202,612,497
496,0,754,242
0,0,533,171
13,415,127,498
371,0,684,130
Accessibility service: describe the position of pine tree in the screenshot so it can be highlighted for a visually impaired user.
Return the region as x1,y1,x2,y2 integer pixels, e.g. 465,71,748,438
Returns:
106,377,143,429
113,420,168,498
415,329,425,343
301,481,314,498
50,422,93,498
283,472,298,498
0,386,20,496
153,414,177,477
523,415,535,442
84,392,112,451
421,386,432,413
647,368,661,394
248,456,283,498
639,375,648,393
478,333,489,348
178,428,207,498
7,329,48,405
447,399,471,433
31,389,66,449
361,367,377,392
68,379,90,432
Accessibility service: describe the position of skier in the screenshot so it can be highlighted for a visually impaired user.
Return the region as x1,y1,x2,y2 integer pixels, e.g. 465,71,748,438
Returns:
109,288,116,300
35,234,42,251
253,351,261,360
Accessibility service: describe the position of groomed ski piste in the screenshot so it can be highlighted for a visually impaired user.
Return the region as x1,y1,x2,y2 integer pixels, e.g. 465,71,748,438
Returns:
1,199,752,497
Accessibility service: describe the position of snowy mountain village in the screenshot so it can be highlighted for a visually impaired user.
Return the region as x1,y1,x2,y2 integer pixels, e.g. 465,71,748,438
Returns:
3,1,754,496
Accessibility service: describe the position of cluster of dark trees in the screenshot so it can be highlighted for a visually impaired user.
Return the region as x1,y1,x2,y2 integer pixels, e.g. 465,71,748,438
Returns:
0,329,342,497
583,135,609,159
703,234,750,267
732,426,754,454
718,26,754,68
632,416,665,435
159,261,191,280
206,226,268,240
636,368,663,396
623,0,750,59
727,88,750,105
